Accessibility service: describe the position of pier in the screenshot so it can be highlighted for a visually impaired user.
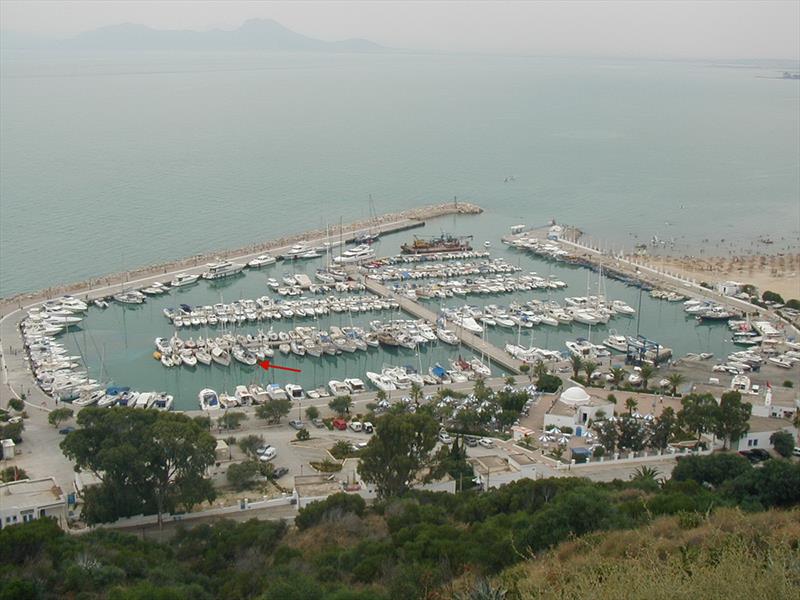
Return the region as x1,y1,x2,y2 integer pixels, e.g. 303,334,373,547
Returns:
359,271,526,375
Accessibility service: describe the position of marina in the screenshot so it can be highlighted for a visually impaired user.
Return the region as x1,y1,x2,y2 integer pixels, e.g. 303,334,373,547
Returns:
5,207,798,413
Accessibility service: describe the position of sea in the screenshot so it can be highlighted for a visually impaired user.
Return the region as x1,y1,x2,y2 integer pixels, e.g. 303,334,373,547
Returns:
1,51,798,409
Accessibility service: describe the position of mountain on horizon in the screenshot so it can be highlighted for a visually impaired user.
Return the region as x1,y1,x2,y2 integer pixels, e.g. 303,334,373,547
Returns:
1,19,385,53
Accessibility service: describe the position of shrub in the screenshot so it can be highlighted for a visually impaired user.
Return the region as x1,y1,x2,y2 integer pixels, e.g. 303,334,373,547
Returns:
761,290,784,304
536,374,562,394
296,429,310,441
672,453,751,487
295,492,366,530
7,398,23,412
769,430,795,458
783,380,793,388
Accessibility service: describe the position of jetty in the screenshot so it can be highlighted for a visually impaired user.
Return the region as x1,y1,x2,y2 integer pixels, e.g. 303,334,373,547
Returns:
359,270,525,375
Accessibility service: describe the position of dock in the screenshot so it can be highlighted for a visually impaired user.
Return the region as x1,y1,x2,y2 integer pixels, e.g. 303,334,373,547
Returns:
359,271,525,375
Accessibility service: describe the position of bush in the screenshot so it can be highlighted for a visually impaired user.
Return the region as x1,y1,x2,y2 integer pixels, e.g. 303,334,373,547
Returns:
785,298,800,310
296,429,310,441
783,380,794,388
761,290,784,304
536,373,562,394
295,492,366,530
770,430,795,458
7,398,23,412
672,453,751,487
226,461,261,490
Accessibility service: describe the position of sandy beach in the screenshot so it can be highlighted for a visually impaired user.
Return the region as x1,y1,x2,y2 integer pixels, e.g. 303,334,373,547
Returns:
632,253,800,301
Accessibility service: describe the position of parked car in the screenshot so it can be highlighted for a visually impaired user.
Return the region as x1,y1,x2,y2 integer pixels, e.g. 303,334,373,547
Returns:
257,445,277,461
739,449,770,463
332,418,347,431
289,419,306,430
793,447,800,457
58,426,75,435
362,421,374,434
438,430,453,445
312,417,325,428
349,421,363,432
478,437,494,449
464,435,479,447
271,466,289,479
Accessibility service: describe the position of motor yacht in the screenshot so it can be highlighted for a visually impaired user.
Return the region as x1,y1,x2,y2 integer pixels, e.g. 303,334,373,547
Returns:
248,254,277,268
344,378,367,394
170,272,199,287
366,371,397,392
565,338,597,359
141,282,170,295
333,244,376,264
198,388,221,411
266,384,289,401
202,261,244,280
234,385,256,406
328,380,350,396
603,332,629,352
285,384,305,400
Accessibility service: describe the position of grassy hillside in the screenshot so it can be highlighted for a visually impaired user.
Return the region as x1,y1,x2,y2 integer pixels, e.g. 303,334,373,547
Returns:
472,508,800,600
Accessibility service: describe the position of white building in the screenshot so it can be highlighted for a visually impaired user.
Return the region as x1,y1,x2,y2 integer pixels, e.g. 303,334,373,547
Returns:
716,281,743,296
543,386,615,437
734,416,798,452
0,477,68,529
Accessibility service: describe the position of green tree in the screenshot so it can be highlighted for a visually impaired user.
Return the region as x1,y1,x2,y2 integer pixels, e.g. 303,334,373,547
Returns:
666,372,685,396
570,355,583,380
218,411,248,430
761,290,784,303
625,397,638,415
375,389,388,403
256,399,292,424
410,383,424,407
533,360,548,380
582,360,598,383
295,492,366,530
305,405,320,421
0,466,28,482
328,395,353,417
672,453,751,486
227,460,261,490
631,465,661,484
0,420,24,443
358,412,441,498
617,415,646,451
678,393,718,442
596,419,619,453
639,364,655,390
649,406,677,450
296,428,310,441
60,408,217,526
770,430,795,458
7,398,24,412
713,391,752,450
609,367,627,388
519,364,530,380
47,407,74,428
238,434,265,458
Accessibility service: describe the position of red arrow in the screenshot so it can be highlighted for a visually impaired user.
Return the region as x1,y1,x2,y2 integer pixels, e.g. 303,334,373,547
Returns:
258,359,302,373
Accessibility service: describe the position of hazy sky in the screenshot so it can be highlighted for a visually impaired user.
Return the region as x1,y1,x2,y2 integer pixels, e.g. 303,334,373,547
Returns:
2,0,798,60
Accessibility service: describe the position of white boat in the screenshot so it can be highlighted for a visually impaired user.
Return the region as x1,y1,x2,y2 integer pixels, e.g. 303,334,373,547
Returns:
232,346,257,366
235,385,256,406
170,273,199,287
328,380,350,396
333,244,376,264
202,261,244,280
266,384,288,401
344,378,367,394
603,332,628,352
180,350,197,367
611,300,636,315
210,346,231,366
436,329,459,345
366,371,397,392
470,358,491,378
248,254,277,268
566,338,596,359
198,388,221,411
134,392,154,409
151,393,174,411
113,291,145,305
285,384,305,400
195,349,212,365
249,385,270,404
141,282,170,295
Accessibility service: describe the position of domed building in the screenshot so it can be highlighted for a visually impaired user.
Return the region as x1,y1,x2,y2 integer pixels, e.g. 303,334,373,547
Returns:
543,385,615,437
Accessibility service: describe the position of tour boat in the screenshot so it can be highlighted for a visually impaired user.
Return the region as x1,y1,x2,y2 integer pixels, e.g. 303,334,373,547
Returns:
603,331,628,352
328,380,350,396
202,261,244,280
366,371,397,392
344,378,367,394
248,254,277,268
333,244,376,264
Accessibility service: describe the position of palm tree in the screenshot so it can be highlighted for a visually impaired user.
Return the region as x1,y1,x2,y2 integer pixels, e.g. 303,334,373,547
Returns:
409,383,423,407
570,354,583,380
666,372,685,396
583,360,598,383
625,397,638,415
375,389,388,403
630,465,661,484
639,363,655,390
533,359,548,380
610,366,626,388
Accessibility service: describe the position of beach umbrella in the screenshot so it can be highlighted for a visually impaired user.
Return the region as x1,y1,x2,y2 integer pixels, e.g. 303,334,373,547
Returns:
558,436,570,445
550,427,562,434
538,434,552,443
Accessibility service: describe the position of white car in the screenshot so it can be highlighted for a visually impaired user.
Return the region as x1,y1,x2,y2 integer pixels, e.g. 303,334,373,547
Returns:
439,430,453,445
257,445,277,461
478,437,494,449
349,421,363,432
363,421,374,434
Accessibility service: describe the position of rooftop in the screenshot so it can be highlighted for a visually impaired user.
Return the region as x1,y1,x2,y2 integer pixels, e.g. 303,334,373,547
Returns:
0,477,64,511
745,415,796,434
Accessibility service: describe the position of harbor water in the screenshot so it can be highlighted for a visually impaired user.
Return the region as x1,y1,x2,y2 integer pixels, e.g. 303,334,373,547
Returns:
60,215,740,410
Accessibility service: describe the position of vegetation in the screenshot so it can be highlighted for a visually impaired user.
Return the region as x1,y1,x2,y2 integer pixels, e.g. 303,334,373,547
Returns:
226,460,261,490
255,399,292,424
761,290,784,303
2,454,800,599
666,372,685,396
569,355,582,380
770,430,795,458
358,412,443,498
0,419,24,443
0,466,28,482
296,428,310,441
238,434,265,458
7,398,24,412
305,405,320,421
60,407,217,526
47,407,73,428
328,395,353,417
534,372,561,393
217,411,248,430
